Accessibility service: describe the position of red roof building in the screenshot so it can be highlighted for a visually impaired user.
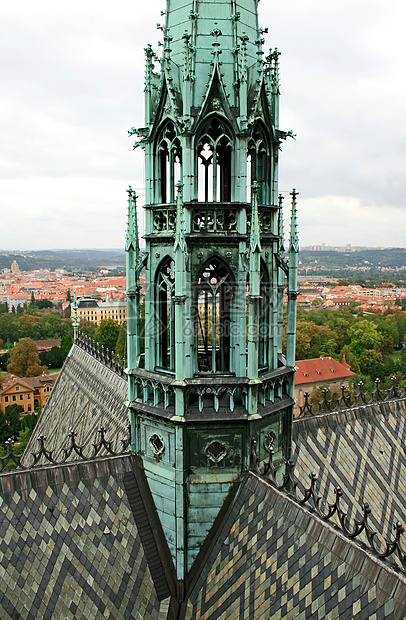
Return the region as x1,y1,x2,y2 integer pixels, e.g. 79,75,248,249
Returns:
294,356,355,416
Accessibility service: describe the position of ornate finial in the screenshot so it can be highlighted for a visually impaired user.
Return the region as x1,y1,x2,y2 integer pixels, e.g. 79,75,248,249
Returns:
125,187,139,255
211,26,222,46
144,44,157,91
250,181,262,254
183,30,195,81
271,48,281,92
163,26,173,58
174,181,186,253
239,33,249,80
289,189,299,254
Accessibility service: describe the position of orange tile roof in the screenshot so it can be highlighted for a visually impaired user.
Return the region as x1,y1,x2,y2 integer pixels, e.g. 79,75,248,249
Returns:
295,357,355,385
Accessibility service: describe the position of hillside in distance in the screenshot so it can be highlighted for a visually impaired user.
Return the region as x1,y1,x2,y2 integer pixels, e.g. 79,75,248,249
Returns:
300,248,406,271
0,249,126,273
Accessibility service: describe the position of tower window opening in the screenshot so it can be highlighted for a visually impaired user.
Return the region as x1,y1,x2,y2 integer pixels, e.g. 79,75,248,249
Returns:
247,124,269,204
259,262,271,370
157,122,182,204
197,118,232,202
195,259,232,373
156,258,175,370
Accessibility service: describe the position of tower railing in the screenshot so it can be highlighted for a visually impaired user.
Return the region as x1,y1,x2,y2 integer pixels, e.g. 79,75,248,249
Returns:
76,332,126,377
250,438,406,575
298,376,406,417
146,201,280,236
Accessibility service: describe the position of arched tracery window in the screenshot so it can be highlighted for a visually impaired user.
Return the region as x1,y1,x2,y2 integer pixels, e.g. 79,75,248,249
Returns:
157,122,181,204
259,261,271,370
156,258,175,370
195,258,232,373
197,117,232,202
247,124,269,204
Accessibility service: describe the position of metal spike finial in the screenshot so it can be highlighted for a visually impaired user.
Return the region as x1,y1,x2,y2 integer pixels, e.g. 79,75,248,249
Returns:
174,181,186,253
250,181,262,254
278,193,285,256
125,187,139,255
289,189,299,254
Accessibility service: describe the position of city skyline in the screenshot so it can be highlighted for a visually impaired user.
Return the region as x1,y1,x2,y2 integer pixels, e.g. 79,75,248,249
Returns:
1,0,405,250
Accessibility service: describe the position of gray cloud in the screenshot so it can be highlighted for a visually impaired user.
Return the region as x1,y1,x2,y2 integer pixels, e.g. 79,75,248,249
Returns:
0,0,405,250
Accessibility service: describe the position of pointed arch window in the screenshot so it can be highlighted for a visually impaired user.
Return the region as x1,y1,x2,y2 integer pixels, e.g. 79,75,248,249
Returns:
259,261,271,370
157,122,182,204
156,258,175,370
247,124,269,204
197,117,232,202
195,258,232,373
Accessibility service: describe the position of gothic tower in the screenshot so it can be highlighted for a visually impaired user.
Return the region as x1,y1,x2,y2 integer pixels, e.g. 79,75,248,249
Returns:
126,0,298,587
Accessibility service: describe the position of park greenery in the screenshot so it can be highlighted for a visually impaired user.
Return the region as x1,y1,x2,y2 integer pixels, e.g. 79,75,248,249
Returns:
7,338,48,377
294,305,406,388
0,306,74,372
0,406,39,469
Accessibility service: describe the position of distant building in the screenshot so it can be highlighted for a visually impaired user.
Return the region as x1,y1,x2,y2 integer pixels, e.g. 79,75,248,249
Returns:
34,339,61,352
10,260,20,275
294,356,355,415
0,372,58,414
72,296,127,326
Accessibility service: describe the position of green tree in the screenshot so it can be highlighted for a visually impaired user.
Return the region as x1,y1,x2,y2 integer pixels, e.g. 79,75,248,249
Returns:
311,298,323,307
7,338,47,377
61,332,73,355
30,292,36,307
0,352,8,371
94,319,120,352
358,349,386,380
39,346,66,369
66,290,72,303
20,412,38,433
79,319,96,338
1,405,23,442
114,324,127,360
0,313,19,343
36,300,53,310
347,320,382,357
295,320,338,360
340,345,360,374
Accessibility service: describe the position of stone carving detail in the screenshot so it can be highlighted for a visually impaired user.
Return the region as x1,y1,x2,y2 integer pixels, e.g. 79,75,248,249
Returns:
149,433,165,456
247,208,274,234
263,430,276,452
205,440,227,463
152,208,176,233
192,207,237,233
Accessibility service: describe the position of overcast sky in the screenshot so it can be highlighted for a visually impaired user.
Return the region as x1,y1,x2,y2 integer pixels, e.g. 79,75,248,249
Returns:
1,0,405,251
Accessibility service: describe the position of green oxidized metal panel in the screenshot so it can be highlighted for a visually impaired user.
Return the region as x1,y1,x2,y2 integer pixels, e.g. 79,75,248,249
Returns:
186,424,245,570
139,416,178,561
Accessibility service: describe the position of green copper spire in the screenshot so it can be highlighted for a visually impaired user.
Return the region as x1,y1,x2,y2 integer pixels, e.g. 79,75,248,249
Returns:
125,186,139,254
286,189,299,373
250,180,262,254
278,193,285,257
164,0,260,109
126,0,298,587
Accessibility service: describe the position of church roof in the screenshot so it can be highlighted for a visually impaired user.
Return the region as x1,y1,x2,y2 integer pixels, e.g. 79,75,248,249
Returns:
22,344,128,466
184,473,406,619
0,455,170,619
293,401,406,539
1,343,405,618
